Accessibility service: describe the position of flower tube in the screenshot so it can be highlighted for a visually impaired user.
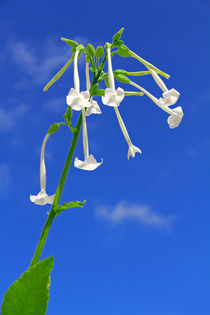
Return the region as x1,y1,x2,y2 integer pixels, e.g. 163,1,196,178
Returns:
30,134,55,205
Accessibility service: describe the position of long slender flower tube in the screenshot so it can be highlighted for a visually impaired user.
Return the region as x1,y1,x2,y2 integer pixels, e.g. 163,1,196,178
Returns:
104,46,141,158
66,49,91,111
85,61,101,116
74,109,103,170
149,68,180,106
102,47,125,107
129,80,183,129
30,134,55,205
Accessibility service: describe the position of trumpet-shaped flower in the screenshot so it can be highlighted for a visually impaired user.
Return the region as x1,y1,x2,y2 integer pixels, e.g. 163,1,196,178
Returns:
74,154,102,171
129,80,184,129
115,107,142,159
30,134,55,206
66,88,91,111
30,189,55,206
167,106,184,129
158,88,180,107
149,68,180,106
66,49,91,111
74,106,102,171
102,87,125,107
86,99,101,116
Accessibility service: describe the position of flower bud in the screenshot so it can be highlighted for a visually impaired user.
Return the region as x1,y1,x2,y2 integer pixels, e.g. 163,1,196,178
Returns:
117,45,131,57
61,38,78,48
112,28,124,43
87,44,95,57
96,46,104,59
114,74,130,84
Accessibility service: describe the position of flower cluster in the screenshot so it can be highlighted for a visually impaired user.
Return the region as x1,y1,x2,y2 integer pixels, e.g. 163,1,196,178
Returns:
30,29,184,206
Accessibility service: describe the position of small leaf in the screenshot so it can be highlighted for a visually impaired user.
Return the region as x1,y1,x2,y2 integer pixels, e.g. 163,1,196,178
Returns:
89,83,99,95
61,37,78,47
48,123,60,134
55,200,86,213
86,44,95,57
1,257,54,315
43,55,74,91
94,89,105,96
96,46,104,59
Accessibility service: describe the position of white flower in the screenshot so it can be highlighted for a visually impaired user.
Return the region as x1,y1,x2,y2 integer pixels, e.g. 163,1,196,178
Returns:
128,144,142,159
114,107,142,159
149,68,180,106
102,87,125,107
102,47,125,107
66,88,91,111
74,108,102,171
74,154,103,171
167,106,184,129
30,134,55,206
86,99,101,116
66,49,91,111
158,88,180,107
30,189,55,206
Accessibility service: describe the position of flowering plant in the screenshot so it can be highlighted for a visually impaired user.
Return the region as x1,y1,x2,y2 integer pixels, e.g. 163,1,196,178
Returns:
0,28,183,314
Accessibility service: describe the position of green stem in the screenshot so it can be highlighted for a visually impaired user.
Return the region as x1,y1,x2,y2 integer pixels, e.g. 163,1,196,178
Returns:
29,113,82,267
129,50,170,79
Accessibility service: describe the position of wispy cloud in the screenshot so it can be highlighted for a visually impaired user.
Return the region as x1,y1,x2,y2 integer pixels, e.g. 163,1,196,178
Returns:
0,104,27,132
96,201,175,229
6,35,89,90
0,163,11,194
43,97,65,113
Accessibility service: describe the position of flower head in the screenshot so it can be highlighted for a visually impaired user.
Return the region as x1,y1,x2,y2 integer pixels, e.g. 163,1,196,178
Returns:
158,88,180,107
86,99,101,116
128,144,142,159
74,154,103,171
167,106,184,129
66,88,91,111
30,189,55,206
102,87,125,107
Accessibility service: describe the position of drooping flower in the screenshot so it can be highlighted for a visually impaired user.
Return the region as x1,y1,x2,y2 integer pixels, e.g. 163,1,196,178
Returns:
102,46,125,107
114,107,142,159
104,46,141,158
30,134,55,205
74,109,102,170
149,68,180,106
129,80,184,129
102,87,125,107
66,49,91,111
167,106,184,129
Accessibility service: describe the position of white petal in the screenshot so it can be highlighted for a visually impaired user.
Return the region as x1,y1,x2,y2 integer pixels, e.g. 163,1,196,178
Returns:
167,106,184,129
67,89,91,111
127,144,142,159
102,88,124,107
30,189,55,206
81,90,90,100
158,88,180,107
86,100,101,116
74,154,103,171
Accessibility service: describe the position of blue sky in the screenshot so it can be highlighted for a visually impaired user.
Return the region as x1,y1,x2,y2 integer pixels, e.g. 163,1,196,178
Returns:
0,0,210,314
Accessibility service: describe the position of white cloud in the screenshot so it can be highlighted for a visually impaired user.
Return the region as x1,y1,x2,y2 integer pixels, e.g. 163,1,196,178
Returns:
0,163,11,193
7,35,89,89
96,201,175,229
43,97,65,113
0,104,27,132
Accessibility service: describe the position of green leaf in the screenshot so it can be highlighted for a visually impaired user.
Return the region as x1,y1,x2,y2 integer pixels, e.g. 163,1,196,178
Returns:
95,46,104,59
94,89,105,96
55,200,86,213
86,44,95,57
1,257,54,315
114,73,130,84
48,123,60,134
89,83,99,95
61,37,79,47
43,55,74,91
